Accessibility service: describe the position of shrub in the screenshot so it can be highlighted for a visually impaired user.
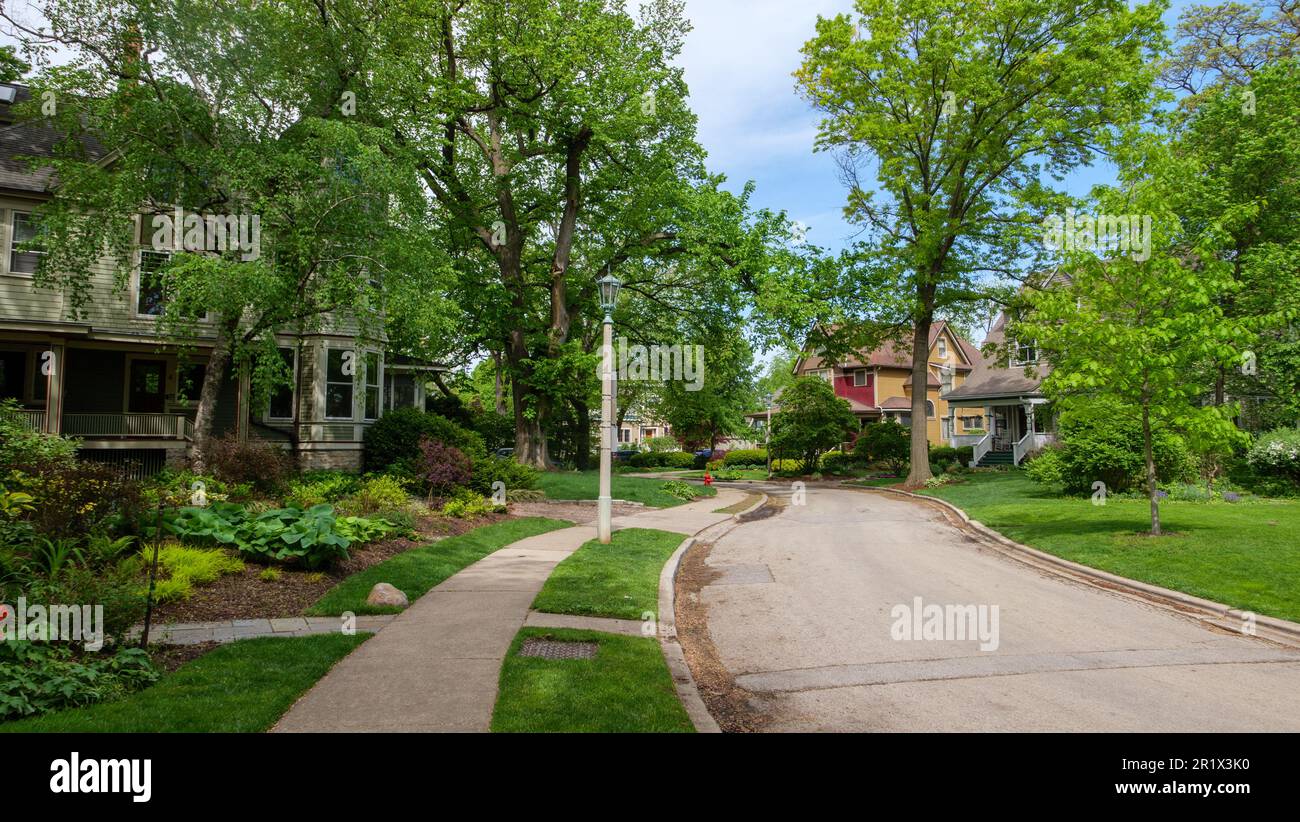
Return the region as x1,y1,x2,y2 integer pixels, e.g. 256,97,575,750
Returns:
284,471,360,510
722,448,768,467
929,446,959,466
820,451,858,475
505,488,545,503
419,438,473,501
1024,446,1067,487
22,461,143,542
23,560,148,644
627,450,695,469
201,435,292,493
660,480,700,501
1247,429,1300,483
854,421,910,472
954,446,974,466
1028,405,1197,494
334,515,401,542
468,455,539,496
440,490,506,519
363,408,485,473
646,435,680,452
339,474,411,514
0,399,78,476
0,641,158,721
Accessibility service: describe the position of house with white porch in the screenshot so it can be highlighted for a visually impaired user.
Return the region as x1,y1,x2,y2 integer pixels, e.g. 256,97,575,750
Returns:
941,310,1054,467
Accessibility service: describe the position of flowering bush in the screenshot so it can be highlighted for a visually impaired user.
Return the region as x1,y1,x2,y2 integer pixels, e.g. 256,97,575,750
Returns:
1247,429,1300,483
419,438,472,502
201,435,292,493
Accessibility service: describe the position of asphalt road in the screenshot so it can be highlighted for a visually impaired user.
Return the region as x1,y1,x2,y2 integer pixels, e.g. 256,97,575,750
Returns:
697,486,1300,731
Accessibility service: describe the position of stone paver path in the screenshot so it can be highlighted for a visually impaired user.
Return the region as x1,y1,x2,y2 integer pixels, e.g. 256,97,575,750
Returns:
129,615,397,645
272,488,745,733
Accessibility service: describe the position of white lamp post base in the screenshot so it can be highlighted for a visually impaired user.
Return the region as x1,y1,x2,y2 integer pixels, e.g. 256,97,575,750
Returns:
597,495,612,543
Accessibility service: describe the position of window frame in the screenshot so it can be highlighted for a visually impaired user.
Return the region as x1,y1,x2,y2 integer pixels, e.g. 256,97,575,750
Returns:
363,351,382,421
8,210,45,277
135,249,172,318
324,347,357,421
265,347,298,421
852,369,869,387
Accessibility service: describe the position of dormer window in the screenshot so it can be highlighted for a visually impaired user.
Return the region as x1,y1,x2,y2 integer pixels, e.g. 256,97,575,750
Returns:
937,338,947,358
852,370,869,387
1012,341,1038,366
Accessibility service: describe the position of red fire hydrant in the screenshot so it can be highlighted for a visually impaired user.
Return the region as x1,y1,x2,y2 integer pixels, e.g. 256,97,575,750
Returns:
703,472,713,486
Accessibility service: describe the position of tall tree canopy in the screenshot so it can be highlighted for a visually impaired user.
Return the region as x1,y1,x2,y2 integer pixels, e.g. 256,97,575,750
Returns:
794,0,1167,486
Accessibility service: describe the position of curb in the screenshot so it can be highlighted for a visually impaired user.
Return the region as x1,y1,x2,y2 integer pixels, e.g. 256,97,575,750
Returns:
655,490,771,733
658,535,720,733
853,484,1300,648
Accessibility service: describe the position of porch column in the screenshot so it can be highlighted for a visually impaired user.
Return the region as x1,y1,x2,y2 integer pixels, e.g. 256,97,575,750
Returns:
44,343,65,436
947,407,956,445
236,366,251,444
984,405,993,436
1023,402,1036,441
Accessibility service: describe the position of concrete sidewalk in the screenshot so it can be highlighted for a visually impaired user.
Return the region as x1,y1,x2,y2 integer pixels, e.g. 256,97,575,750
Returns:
273,488,744,733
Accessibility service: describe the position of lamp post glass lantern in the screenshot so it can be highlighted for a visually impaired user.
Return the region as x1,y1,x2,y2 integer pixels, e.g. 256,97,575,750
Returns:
597,272,621,543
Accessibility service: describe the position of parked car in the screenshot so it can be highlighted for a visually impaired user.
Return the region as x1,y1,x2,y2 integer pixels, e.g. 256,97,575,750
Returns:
495,447,515,458
693,448,713,459
613,449,639,462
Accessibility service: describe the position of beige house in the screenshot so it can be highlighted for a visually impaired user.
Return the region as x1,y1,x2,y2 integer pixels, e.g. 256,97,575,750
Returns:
0,83,433,473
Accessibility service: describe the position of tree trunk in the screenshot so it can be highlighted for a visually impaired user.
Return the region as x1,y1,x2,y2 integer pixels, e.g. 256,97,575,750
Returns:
511,384,553,470
189,317,237,474
492,350,507,414
905,310,935,487
1141,402,1161,535
573,398,591,470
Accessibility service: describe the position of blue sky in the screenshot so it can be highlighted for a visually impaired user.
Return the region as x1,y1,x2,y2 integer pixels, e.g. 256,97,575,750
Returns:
677,0,1201,255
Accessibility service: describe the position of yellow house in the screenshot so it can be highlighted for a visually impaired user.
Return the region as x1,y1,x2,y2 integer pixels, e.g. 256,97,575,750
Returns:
791,322,985,446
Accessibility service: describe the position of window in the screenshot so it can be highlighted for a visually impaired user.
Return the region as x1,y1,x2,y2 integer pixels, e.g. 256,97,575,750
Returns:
325,348,354,419
385,372,416,411
925,400,936,419
807,368,831,382
853,370,869,387
619,428,631,443
137,251,170,315
267,348,295,419
961,415,982,431
364,352,381,420
642,428,656,439
1012,340,1038,366
0,351,24,399
177,363,207,406
937,338,947,358
9,212,44,275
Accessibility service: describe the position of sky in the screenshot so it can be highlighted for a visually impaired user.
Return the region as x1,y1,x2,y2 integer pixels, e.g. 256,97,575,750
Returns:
676,0,1202,255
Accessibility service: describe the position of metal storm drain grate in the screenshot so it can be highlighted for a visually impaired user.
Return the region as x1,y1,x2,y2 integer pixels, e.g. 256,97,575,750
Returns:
518,638,599,660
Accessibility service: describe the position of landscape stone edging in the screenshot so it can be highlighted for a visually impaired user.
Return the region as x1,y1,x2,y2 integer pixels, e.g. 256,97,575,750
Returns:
543,498,647,507
655,491,770,734
852,483,1300,648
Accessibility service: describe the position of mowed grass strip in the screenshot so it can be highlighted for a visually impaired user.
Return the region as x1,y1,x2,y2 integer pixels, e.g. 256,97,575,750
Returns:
919,472,1300,623
531,528,682,621
0,634,368,733
491,628,693,733
536,470,715,508
308,517,572,615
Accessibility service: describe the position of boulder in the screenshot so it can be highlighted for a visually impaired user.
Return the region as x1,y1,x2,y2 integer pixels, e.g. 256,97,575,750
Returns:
366,583,409,608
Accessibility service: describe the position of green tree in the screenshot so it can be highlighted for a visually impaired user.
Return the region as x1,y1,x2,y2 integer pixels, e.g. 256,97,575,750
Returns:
795,0,1167,486
655,334,757,451
1163,0,1300,109
1020,135,1249,534
13,0,452,470
768,376,856,473
0,45,29,82
361,0,795,469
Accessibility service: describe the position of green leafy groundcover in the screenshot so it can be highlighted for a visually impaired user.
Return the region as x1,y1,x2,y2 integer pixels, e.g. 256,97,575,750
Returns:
0,634,368,732
0,642,158,722
166,502,397,568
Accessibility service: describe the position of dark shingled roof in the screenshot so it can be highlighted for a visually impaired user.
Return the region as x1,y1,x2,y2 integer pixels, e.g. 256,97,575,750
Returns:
797,321,984,373
941,312,1049,401
0,83,106,194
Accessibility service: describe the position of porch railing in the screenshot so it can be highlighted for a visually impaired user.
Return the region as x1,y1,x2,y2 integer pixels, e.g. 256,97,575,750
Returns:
62,413,192,440
1012,431,1034,465
14,409,46,431
971,432,992,467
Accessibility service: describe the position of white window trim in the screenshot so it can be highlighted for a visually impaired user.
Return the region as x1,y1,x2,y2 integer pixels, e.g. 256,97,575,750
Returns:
852,369,869,387
363,351,383,422
925,400,936,419
1011,340,1039,367
7,210,43,278
323,345,357,421
134,248,171,319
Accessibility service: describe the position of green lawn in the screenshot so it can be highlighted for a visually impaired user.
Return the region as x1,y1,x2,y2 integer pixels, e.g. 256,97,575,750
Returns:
537,470,716,508
919,472,1300,622
844,476,906,488
308,517,572,615
531,527,682,620
0,634,367,733
679,468,772,481
491,628,693,733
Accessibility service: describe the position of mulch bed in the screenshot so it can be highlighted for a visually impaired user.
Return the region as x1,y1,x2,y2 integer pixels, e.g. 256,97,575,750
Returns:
149,511,513,624
147,641,220,674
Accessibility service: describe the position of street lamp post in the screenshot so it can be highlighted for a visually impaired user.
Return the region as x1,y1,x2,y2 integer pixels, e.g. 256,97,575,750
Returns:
597,272,622,544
